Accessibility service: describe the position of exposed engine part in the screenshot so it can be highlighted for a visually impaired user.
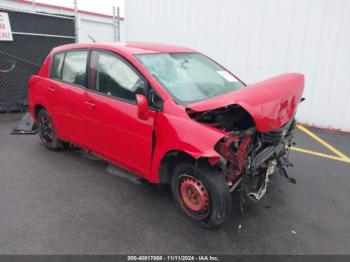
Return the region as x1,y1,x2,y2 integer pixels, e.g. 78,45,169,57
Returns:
212,117,297,210
187,105,254,131
229,177,243,192
260,119,296,145
246,160,276,202
246,179,268,202
191,103,297,205
215,127,255,183
250,143,285,169
251,146,275,169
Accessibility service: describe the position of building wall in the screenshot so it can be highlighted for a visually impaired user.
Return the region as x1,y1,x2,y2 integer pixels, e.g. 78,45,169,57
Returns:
125,0,350,131
78,18,114,43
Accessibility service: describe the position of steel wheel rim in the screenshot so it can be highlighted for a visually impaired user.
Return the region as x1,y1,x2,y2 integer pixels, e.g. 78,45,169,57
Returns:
39,114,54,144
177,174,210,220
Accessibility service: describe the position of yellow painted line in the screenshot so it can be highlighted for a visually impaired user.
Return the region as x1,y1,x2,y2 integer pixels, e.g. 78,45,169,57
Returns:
290,147,350,164
296,124,350,160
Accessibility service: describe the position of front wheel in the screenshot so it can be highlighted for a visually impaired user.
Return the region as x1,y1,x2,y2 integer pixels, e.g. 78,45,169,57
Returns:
171,162,232,229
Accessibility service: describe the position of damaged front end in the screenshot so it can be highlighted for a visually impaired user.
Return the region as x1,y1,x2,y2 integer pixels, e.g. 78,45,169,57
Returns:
189,105,297,203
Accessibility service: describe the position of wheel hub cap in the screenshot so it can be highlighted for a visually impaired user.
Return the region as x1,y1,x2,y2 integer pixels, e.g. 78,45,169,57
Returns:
179,175,209,214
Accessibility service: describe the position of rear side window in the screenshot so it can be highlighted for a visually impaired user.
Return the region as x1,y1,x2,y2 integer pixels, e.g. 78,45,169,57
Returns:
50,53,65,79
62,51,88,86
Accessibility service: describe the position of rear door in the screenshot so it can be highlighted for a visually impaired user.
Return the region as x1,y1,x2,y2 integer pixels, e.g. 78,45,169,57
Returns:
83,49,156,177
47,52,65,136
49,50,88,146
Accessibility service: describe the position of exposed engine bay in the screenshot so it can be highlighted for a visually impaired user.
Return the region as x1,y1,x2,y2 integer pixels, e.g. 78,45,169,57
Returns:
189,105,254,132
188,105,297,204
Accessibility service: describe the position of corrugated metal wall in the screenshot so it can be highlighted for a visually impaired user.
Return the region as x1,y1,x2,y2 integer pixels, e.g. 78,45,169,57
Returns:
78,17,126,43
79,18,114,42
125,0,350,131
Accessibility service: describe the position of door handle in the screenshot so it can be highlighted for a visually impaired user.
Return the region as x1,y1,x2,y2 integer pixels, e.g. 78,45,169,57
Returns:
48,87,55,92
85,101,96,109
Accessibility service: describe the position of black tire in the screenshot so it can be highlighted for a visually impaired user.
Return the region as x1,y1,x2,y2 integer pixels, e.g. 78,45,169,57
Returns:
171,162,232,229
37,109,66,150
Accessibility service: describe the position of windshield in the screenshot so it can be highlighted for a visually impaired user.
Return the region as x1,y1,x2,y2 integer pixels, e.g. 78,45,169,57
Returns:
136,53,245,105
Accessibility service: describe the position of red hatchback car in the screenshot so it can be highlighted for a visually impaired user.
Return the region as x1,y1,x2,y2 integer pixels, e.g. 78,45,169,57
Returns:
29,42,304,228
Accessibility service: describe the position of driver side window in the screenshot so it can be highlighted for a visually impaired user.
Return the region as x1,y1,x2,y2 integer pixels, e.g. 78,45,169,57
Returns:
89,50,142,101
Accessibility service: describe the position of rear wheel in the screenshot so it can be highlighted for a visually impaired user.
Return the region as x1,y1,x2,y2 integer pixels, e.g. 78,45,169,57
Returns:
37,109,66,150
171,162,232,229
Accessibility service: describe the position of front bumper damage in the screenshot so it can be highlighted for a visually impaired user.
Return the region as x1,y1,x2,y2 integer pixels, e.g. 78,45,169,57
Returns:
216,119,297,203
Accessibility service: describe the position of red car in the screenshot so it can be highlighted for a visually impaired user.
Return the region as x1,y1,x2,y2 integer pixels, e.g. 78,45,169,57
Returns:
28,42,304,228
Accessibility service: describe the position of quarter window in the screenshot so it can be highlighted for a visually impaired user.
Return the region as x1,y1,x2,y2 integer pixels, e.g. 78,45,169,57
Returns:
89,50,142,101
61,51,88,86
50,53,65,79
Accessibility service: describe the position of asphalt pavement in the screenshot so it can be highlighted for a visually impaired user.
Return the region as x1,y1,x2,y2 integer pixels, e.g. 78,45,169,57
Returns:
0,113,349,254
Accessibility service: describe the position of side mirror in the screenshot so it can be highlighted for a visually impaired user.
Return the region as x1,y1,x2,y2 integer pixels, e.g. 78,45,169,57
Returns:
136,94,149,120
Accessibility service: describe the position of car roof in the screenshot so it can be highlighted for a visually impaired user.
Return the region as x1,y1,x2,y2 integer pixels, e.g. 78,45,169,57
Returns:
52,42,197,55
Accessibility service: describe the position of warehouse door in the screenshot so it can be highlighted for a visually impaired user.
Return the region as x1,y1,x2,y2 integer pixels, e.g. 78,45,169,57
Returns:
0,9,75,111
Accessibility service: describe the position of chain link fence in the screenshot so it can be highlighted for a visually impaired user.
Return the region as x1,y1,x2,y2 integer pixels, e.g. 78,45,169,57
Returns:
0,8,75,111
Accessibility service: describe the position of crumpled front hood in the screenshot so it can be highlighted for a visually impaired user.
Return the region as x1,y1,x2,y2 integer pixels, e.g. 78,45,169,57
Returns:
187,73,304,132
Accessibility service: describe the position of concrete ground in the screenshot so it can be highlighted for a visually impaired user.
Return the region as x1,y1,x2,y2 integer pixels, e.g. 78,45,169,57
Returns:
0,113,349,255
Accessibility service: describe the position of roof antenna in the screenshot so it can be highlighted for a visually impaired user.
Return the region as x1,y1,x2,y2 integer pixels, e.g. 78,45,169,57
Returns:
87,35,96,43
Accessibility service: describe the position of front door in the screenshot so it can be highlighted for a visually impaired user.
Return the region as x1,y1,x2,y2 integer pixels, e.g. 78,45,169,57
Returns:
83,50,156,177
